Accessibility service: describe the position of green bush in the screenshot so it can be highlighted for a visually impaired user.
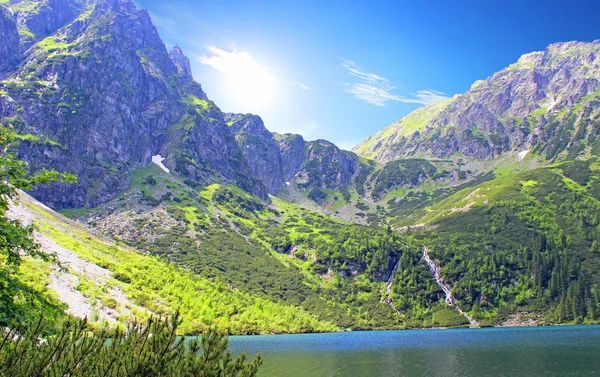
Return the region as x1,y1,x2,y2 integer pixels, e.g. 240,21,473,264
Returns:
0,313,262,377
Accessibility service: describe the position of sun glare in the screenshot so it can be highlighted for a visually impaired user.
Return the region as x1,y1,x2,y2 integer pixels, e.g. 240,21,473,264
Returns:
199,46,278,111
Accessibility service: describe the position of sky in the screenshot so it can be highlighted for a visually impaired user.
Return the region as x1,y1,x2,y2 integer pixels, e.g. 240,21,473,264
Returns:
134,0,600,150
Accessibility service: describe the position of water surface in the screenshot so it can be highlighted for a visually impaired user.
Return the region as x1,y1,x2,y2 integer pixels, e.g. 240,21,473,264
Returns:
227,325,600,376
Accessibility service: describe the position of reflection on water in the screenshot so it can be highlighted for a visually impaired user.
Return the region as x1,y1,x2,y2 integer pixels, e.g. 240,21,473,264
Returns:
223,325,600,377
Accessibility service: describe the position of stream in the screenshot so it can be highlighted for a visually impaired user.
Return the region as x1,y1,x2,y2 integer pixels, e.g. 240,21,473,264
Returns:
383,246,479,328
421,247,479,328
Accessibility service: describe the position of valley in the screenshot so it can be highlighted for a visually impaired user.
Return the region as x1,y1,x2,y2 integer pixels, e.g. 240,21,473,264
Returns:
1,0,600,341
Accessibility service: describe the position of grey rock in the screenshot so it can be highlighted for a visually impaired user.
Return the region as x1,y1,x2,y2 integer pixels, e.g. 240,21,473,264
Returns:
0,5,20,74
225,113,286,194
356,40,600,163
169,44,193,78
1,0,267,208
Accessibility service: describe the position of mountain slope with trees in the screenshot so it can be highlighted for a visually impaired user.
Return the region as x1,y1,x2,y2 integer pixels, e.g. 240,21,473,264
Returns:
0,0,599,333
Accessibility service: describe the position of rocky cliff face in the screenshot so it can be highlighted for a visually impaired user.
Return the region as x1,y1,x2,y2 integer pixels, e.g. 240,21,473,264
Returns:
1,0,362,209
13,0,89,48
355,41,600,163
275,134,359,190
225,113,286,194
0,5,20,74
0,0,266,208
275,133,306,181
169,44,193,78
225,114,361,195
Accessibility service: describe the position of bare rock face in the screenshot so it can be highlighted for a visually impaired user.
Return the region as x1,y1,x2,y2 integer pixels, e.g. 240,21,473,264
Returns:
275,133,306,181
14,0,89,49
226,114,360,194
169,44,193,78
275,134,359,190
0,5,20,74
355,40,600,163
225,113,286,194
0,0,266,208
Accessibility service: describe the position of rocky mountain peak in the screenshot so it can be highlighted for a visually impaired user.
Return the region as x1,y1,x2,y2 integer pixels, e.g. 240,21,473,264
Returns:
169,44,193,78
12,0,89,49
355,40,600,163
0,0,265,208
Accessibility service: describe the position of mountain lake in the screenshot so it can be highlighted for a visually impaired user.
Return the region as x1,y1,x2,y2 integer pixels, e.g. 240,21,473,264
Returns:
225,325,600,376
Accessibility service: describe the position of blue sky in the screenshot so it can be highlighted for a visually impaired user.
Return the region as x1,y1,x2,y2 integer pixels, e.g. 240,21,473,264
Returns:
135,0,600,150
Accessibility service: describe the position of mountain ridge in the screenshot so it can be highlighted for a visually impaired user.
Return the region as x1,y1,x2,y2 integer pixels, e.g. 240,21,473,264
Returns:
354,40,600,164
1,0,600,333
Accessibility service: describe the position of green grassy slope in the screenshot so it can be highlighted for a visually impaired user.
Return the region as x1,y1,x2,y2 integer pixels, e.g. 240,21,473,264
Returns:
59,165,481,330
402,159,600,325
17,192,337,335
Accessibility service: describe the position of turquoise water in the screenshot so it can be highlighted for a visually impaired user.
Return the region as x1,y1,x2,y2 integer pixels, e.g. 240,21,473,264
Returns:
227,325,600,376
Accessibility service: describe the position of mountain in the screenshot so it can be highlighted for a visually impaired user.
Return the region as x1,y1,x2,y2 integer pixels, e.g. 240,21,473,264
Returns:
0,0,267,209
355,41,600,163
1,0,600,334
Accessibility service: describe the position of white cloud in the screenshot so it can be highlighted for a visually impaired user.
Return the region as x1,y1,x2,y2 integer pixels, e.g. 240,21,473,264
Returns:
197,46,278,110
198,46,276,81
342,59,448,106
412,90,449,105
290,80,310,90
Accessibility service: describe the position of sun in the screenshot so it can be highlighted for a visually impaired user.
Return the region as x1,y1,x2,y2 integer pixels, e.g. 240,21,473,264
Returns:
199,46,278,111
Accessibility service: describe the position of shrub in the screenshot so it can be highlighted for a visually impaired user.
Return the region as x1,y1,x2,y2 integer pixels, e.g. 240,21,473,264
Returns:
0,313,262,376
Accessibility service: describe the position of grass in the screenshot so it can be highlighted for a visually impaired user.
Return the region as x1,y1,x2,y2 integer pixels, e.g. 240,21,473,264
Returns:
8,1,40,13
37,37,74,52
59,207,100,219
354,96,457,158
14,133,65,149
28,198,337,335
184,96,210,110
76,4,95,20
18,28,35,40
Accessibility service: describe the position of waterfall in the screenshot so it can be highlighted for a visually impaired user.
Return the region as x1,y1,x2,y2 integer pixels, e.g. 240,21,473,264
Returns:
383,258,402,317
421,247,480,328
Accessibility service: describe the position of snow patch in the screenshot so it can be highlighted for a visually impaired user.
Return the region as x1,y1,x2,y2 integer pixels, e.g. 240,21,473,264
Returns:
152,155,170,173
518,150,530,161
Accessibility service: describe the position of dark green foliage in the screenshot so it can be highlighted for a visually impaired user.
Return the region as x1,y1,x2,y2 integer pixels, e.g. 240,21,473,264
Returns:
113,271,131,284
212,186,265,216
354,159,375,196
0,268,65,334
307,187,327,204
387,171,495,223
143,175,157,185
0,313,262,377
339,186,351,203
261,227,291,253
152,227,315,308
355,201,369,211
414,164,600,324
371,159,438,200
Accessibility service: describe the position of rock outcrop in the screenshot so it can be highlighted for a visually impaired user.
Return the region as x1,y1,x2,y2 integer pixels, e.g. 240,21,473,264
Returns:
0,5,20,74
0,0,266,208
226,114,361,194
169,44,193,78
226,113,286,194
355,41,600,163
